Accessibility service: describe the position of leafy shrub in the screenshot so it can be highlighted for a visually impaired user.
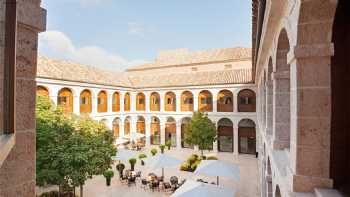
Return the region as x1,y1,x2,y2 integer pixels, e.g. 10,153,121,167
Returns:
103,170,114,179
187,154,199,165
165,140,172,150
206,156,218,160
180,162,191,171
159,144,166,153
129,158,137,171
138,153,147,159
151,148,158,156
191,160,201,171
39,191,59,197
116,163,125,172
200,155,207,160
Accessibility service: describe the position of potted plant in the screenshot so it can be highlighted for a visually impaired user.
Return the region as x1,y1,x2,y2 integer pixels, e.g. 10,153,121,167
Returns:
150,148,157,156
103,170,114,186
129,158,137,171
138,153,147,166
116,163,125,178
165,140,172,150
159,144,166,154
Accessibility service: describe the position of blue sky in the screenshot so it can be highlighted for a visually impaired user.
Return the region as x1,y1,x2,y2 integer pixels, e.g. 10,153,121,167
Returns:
39,0,251,71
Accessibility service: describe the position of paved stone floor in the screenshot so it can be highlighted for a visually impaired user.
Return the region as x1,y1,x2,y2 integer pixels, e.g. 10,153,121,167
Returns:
38,147,260,197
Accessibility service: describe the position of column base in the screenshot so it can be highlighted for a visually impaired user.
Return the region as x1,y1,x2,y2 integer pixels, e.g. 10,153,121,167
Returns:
292,174,333,192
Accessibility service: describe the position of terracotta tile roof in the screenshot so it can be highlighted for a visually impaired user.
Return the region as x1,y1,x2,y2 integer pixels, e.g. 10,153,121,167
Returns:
127,47,252,71
37,55,252,88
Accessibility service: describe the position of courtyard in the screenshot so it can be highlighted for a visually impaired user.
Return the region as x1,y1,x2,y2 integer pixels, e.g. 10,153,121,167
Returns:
73,147,258,197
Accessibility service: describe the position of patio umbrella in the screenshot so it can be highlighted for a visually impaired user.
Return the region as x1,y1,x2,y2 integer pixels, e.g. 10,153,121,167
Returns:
147,154,182,177
171,180,235,197
194,160,240,185
112,149,139,162
114,138,129,146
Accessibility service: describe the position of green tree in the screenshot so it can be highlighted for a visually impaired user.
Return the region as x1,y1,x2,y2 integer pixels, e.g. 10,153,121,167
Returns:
185,112,217,156
36,96,116,197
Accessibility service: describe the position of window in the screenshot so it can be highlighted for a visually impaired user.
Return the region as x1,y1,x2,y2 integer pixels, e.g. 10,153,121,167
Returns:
58,96,68,105
124,97,128,105
80,97,88,105
152,97,159,104
138,98,144,105
201,98,212,104
184,98,193,104
167,98,175,104
98,98,105,105
225,97,232,104
240,97,254,105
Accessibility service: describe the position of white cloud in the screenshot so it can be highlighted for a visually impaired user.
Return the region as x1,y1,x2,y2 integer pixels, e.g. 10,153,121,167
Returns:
39,31,148,71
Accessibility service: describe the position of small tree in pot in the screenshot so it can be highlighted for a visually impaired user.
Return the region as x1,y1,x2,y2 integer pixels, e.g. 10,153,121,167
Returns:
150,148,157,156
159,144,166,154
116,163,125,178
129,158,137,171
138,153,147,166
103,170,114,186
165,140,172,150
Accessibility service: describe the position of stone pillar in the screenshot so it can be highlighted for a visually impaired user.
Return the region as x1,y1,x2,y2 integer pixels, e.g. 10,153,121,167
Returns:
0,1,46,196
120,92,124,113
212,90,218,113
265,80,273,136
91,90,98,115
176,94,181,112
233,90,238,113
130,92,136,112
213,141,218,153
289,44,334,192
160,122,166,145
120,122,125,137
176,121,182,150
160,92,165,113
130,116,136,142
193,92,199,112
50,87,59,106
107,91,113,113
272,71,290,150
234,125,239,155
145,119,151,147
73,92,80,115
145,92,150,113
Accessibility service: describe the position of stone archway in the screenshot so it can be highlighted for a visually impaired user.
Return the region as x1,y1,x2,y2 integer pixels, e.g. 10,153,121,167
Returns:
57,87,74,113
181,117,193,148
217,118,234,152
37,85,49,97
113,117,121,137
165,117,176,147
238,119,256,154
151,116,161,145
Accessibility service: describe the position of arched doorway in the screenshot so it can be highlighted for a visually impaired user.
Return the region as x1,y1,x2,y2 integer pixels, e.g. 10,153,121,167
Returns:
137,116,146,145
150,117,160,145
150,92,160,111
330,1,350,194
198,90,213,112
97,90,108,113
237,89,256,112
181,117,193,148
217,90,233,112
57,88,73,113
112,118,120,137
80,89,92,114
37,86,49,97
165,92,176,111
238,119,256,154
181,91,194,111
124,116,131,136
165,117,176,147
217,118,233,152
112,92,120,112
136,92,145,111
124,92,130,111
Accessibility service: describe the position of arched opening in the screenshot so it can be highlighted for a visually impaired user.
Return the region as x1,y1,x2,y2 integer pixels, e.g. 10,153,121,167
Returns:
80,89,92,114
238,119,256,154
165,92,176,111
237,89,256,112
100,119,108,126
57,88,73,113
37,86,49,97
112,118,120,137
137,116,146,145
136,92,145,111
217,118,233,152
330,1,350,194
275,185,281,197
198,90,213,112
97,90,108,113
165,117,176,147
124,116,131,136
181,117,193,148
150,92,160,111
112,92,120,112
124,92,130,111
181,91,194,111
273,28,291,150
217,90,233,112
150,116,160,145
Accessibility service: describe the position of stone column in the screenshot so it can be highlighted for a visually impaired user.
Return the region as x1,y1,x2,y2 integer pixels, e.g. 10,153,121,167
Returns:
107,91,113,113
233,90,238,113
145,118,151,147
160,92,165,113
212,90,218,113
130,92,136,112
130,116,136,142
193,91,199,112
176,121,182,150
0,1,46,196
73,92,80,115
145,92,150,113
234,125,239,155
160,122,166,145
91,90,98,115
265,80,273,136
176,94,181,112
120,92,124,113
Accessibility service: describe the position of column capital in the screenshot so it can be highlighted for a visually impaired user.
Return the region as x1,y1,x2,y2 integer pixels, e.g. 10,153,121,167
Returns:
288,43,334,64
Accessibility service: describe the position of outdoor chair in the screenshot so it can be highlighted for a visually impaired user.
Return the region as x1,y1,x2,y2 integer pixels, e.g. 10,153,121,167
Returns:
162,182,172,192
141,179,148,190
170,176,178,185
149,181,160,192
157,176,164,182
121,175,128,184
135,171,142,180
128,176,136,187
